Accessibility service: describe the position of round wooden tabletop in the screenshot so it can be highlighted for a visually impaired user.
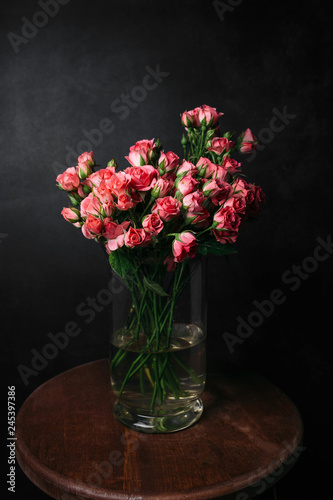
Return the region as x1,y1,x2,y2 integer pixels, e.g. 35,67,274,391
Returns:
16,359,303,500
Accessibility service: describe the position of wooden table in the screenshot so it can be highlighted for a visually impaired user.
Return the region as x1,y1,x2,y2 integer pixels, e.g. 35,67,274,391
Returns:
16,359,303,500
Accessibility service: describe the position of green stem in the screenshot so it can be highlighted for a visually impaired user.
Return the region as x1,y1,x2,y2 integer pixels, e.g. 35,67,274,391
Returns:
118,352,152,397
171,353,202,384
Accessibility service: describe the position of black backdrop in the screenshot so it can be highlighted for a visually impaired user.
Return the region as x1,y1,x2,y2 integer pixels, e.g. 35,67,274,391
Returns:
1,0,332,498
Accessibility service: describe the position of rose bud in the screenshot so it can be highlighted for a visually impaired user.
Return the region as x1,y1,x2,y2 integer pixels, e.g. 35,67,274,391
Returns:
158,151,179,173
101,200,115,217
239,128,257,153
232,177,250,197
182,190,205,211
181,110,198,128
203,178,232,206
61,207,81,227
77,161,92,180
78,151,95,167
222,156,241,174
77,182,92,199
176,160,198,177
172,232,198,263
151,178,172,198
107,158,118,170
196,157,218,178
125,139,156,166
206,137,234,155
80,192,101,217
176,174,199,197
185,206,210,228
198,105,223,127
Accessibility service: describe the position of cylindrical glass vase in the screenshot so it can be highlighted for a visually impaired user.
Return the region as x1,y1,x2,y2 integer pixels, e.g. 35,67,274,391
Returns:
109,255,207,433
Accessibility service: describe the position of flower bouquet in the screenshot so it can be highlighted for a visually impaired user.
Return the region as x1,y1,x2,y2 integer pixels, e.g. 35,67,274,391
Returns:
56,105,264,433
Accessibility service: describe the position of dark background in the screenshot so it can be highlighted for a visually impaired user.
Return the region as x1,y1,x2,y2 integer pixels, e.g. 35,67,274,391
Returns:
1,0,332,498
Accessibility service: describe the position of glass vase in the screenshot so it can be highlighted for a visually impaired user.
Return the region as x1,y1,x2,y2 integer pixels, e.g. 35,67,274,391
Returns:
109,255,207,433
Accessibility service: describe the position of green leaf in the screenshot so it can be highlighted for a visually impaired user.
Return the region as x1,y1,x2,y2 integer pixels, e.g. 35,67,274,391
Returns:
109,249,131,279
143,276,168,297
198,239,238,256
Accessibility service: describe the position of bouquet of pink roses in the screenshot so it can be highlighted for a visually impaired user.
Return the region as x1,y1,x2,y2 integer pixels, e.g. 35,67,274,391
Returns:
56,105,264,422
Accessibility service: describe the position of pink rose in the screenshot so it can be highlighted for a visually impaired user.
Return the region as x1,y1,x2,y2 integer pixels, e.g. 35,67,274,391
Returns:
176,160,198,177
224,195,247,214
212,166,229,182
56,167,80,191
213,206,241,244
80,193,101,217
239,128,257,153
181,109,200,128
77,180,92,199
151,178,172,198
81,224,95,240
198,105,223,127
186,206,210,228
108,171,131,197
61,207,81,227
87,168,113,188
232,177,250,197
222,156,241,174
181,105,222,128
196,157,218,178
125,227,150,248
158,151,179,173
94,180,113,203
84,214,103,236
125,149,148,167
125,139,156,166
126,165,158,192
206,137,234,155
176,174,199,197
104,220,130,251
152,196,181,222
182,190,205,211
202,178,232,205
142,213,164,236
172,232,198,263
78,151,95,167
87,170,104,188
214,205,241,230
116,193,134,211
130,139,155,153
101,200,115,217
76,161,92,180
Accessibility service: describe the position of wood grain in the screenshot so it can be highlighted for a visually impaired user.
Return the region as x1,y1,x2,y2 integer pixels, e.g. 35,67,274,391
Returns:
16,359,303,500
